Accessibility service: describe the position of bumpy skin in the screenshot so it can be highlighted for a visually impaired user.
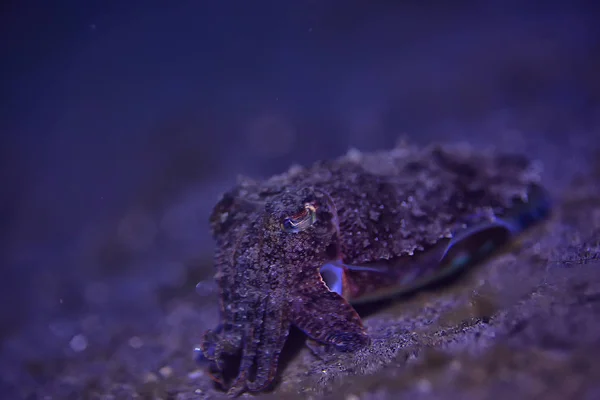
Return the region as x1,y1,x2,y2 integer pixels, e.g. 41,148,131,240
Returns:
200,142,544,396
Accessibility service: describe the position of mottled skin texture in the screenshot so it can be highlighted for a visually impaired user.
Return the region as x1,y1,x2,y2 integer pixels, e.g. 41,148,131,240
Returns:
200,142,544,396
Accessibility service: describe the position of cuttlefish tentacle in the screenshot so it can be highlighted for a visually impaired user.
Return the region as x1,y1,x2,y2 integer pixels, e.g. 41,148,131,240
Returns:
246,295,290,392
291,268,369,351
201,220,253,380
226,297,266,396
200,322,244,386
198,328,225,385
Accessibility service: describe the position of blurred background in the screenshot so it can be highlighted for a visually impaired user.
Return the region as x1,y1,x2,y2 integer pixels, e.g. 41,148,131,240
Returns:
1,0,600,395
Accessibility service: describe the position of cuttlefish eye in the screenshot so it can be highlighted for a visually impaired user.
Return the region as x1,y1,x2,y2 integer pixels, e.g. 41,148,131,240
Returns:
281,203,317,233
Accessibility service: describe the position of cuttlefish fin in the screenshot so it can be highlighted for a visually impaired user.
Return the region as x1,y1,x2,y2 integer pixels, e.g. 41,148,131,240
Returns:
326,221,515,304
319,184,552,304
439,184,552,270
439,221,513,271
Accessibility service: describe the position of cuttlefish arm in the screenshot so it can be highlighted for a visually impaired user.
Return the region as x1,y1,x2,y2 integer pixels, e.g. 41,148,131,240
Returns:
290,268,369,352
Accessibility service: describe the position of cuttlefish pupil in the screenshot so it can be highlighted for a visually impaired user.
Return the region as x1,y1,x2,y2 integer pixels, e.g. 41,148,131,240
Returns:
281,203,317,233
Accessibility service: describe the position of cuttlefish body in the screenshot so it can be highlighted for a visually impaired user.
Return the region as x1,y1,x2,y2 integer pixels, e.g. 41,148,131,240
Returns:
197,143,551,396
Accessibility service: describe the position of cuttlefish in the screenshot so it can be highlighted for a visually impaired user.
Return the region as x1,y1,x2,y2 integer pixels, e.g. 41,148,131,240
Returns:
196,143,551,396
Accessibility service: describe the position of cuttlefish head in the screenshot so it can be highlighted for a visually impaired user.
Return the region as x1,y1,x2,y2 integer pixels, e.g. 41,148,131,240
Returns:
263,187,341,274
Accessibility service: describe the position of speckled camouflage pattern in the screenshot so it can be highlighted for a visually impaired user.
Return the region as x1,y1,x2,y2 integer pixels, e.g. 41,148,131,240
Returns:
199,142,549,396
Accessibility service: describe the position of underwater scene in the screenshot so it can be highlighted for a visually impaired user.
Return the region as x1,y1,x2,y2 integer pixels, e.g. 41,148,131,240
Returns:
2,2,600,399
